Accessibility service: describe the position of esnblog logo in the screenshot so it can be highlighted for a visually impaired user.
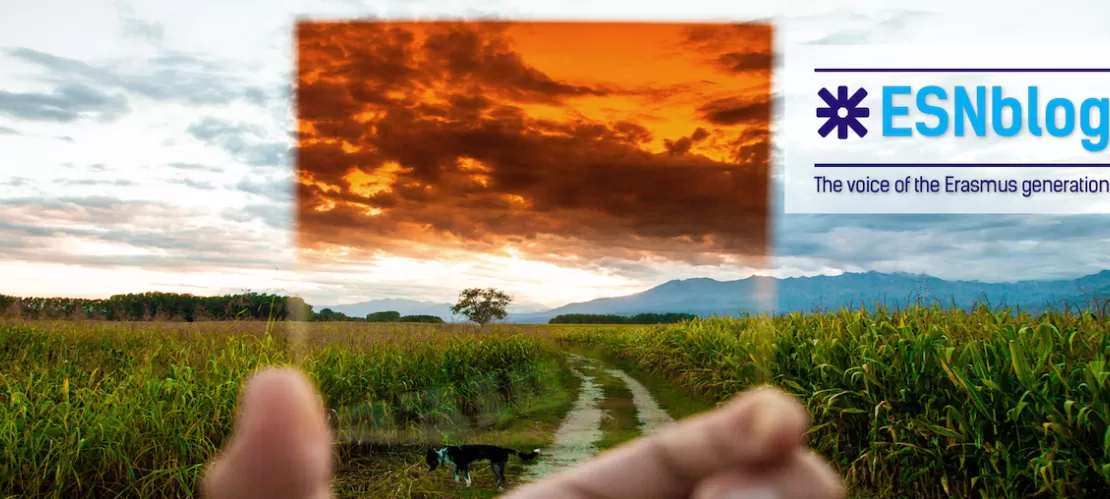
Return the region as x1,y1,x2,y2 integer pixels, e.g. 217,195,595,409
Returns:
817,86,869,139
880,85,1110,151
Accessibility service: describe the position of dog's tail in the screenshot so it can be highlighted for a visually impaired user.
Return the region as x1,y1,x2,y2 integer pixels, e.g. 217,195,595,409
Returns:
513,448,541,461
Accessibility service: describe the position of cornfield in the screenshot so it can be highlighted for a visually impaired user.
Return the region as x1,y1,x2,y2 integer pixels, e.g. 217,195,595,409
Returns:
557,305,1110,498
0,320,564,498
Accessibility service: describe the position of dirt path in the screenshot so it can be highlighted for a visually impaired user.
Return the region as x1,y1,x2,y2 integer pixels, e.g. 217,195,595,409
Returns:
516,355,605,483
517,354,674,485
600,367,674,436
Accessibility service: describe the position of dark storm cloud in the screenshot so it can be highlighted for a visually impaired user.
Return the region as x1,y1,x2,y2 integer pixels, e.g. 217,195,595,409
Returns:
295,22,772,264
732,126,771,166
663,127,710,156
715,51,774,72
679,23,778,73
419,25,611,103
0,83,129,122
697,96,771,126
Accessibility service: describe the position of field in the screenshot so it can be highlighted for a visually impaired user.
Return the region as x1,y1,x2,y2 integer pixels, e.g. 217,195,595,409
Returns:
2,307,1109,498
0,321,576,498
557,307,1110,498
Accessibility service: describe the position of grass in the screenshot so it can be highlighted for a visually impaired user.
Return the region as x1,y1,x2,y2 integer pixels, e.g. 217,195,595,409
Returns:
0,320,569,498
557,306,1110,498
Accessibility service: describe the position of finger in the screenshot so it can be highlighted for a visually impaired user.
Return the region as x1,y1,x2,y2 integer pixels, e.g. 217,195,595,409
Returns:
504,385,812,499
201,368,335,499
690,450,846,499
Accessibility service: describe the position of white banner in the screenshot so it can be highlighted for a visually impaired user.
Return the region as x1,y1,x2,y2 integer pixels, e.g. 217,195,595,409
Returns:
780,44,1110,214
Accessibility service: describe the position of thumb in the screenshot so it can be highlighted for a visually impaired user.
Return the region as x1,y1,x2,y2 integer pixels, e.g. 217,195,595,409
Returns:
504,385,836,499
201,368,335,499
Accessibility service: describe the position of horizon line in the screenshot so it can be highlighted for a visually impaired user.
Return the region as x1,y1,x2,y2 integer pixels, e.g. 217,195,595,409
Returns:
5,268,1107,303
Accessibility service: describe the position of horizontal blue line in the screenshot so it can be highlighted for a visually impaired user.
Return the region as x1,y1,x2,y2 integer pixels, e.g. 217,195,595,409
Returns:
815,163,1110,168
814,68,1110,73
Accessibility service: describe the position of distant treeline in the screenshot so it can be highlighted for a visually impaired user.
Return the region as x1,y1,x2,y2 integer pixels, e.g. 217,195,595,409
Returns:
0,292,311,321
321,309,445,323
548,313,698,324
0,292,449,323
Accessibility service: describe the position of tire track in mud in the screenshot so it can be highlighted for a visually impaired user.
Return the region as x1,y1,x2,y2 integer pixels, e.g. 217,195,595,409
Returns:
516,354,673,485
600,367,673,436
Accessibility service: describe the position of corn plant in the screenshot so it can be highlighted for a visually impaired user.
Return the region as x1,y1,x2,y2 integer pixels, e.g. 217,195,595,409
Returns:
558,305,1110,498
0,321,563,498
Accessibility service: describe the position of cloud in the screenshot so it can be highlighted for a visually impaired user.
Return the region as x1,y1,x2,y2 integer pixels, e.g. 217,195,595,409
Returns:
716,51,775,73
295,21,773,267
808,10,941,45
663,127,710,155
173,178,216,190
220,203,290,230
244,87,268,106
1,177,29,187
186,116,290,167
118,4,166,43
236,175,293,202
4,47,270,111
1,195,192,226
0,196,286,272
0,83,130,122
680,24,777,73
417,25,612,103
3,5,1109,306
166,162,224,173
698,96,771,126
58,179,137,187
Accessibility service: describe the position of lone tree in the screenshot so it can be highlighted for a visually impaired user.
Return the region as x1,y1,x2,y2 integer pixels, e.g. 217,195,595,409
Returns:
451,288,512,326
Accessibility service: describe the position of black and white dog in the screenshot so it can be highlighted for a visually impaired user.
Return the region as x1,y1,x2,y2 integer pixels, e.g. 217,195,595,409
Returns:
425,444,541,490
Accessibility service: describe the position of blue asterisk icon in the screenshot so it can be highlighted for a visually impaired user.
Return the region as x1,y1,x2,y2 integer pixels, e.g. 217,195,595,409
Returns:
817,86,869,139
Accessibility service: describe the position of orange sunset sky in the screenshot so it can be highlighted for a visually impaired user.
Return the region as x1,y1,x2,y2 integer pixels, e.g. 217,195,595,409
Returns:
294,21,772,306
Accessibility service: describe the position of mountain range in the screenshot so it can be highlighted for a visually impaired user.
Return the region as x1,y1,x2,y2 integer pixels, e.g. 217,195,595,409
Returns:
322,270,1110,324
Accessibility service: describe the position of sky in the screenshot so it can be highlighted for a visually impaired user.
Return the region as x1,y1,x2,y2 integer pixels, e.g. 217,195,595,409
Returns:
2,0,1110,310
294,21,773,308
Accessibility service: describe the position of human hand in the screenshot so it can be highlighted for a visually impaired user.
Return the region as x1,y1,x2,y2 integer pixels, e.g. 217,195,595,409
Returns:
201,368,845,499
